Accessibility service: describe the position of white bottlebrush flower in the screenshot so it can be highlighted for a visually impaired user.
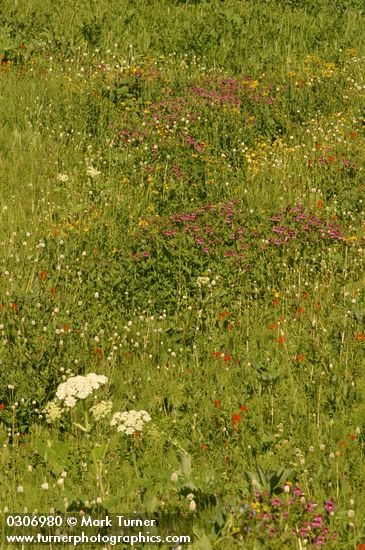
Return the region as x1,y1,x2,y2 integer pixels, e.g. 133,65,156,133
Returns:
56,373,108,408
90,400,113,421
111,410,151,434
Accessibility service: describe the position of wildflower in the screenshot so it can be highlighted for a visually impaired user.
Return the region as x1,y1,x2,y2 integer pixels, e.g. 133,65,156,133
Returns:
348,434,356,441
111,410,151,434
56,373,108,408
86,166,101,178
89,400,113,421
43,401,63,423
17,486,24,493
213,399,221,408
57,173,69,182
196,276,210,287
296,354,305,362
41,482,49,491
240,405,249,412
170,472,178,483
324,500,334,513
231,413,241,427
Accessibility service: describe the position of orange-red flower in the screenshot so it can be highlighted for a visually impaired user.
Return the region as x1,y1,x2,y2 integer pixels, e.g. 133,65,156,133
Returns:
269,323,277,330
231,413,241,427
0,403,5,411
348,434,357,441
277,335,286,344
213,399,221,408
223,353,231,362
217,311,230,320
39,270,48,280
10,302,18,311
240,405,249,412
355,333,365,341
296,354,305,363
201,443,207,450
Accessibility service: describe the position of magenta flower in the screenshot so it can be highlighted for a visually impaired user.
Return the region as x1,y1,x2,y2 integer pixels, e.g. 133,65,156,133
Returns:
324,500,334,513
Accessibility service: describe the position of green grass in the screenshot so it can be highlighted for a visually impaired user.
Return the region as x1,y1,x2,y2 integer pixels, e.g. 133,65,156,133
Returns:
0,0,365,548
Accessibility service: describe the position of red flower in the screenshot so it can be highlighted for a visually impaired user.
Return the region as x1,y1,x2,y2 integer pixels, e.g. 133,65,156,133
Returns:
240,405,249,412
93,347,103,357
269,323,277,330
133,431,140,439
296,354,305,363
273,298,279,306
338,441,346,447
50,287,57,294
10,302,18,311
213,399,221,408
201,443,207,450
348,434,357,441
277,335,286,344
0,403,5,411
231,413,241,427
223,353,231,362
39,270,48,280
355,333,365,341
217,311,230,320
213,351,221,358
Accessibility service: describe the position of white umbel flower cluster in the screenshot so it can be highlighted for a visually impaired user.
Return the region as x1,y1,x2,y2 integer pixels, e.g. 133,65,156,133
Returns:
56,373,108,408
196,276,210,288
110,410,151,435
90,400,113,421
43,401,63,423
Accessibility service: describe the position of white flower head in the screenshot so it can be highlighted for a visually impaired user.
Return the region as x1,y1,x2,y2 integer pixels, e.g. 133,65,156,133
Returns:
196,276,210,288
43,400,63,423
86,166,101,178
111,409,151,434
90,400,113,422
56,373,108,408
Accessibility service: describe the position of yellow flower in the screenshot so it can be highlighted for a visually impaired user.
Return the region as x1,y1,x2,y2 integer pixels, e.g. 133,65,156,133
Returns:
139,219,149,227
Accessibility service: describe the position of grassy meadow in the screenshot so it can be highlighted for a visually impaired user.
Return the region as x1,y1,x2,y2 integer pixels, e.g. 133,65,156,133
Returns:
0,0,365,547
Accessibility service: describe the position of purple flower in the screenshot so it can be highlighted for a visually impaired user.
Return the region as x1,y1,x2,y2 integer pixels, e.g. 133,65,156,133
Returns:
311,515,323,528
324,500,334,513
271,498,282,507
